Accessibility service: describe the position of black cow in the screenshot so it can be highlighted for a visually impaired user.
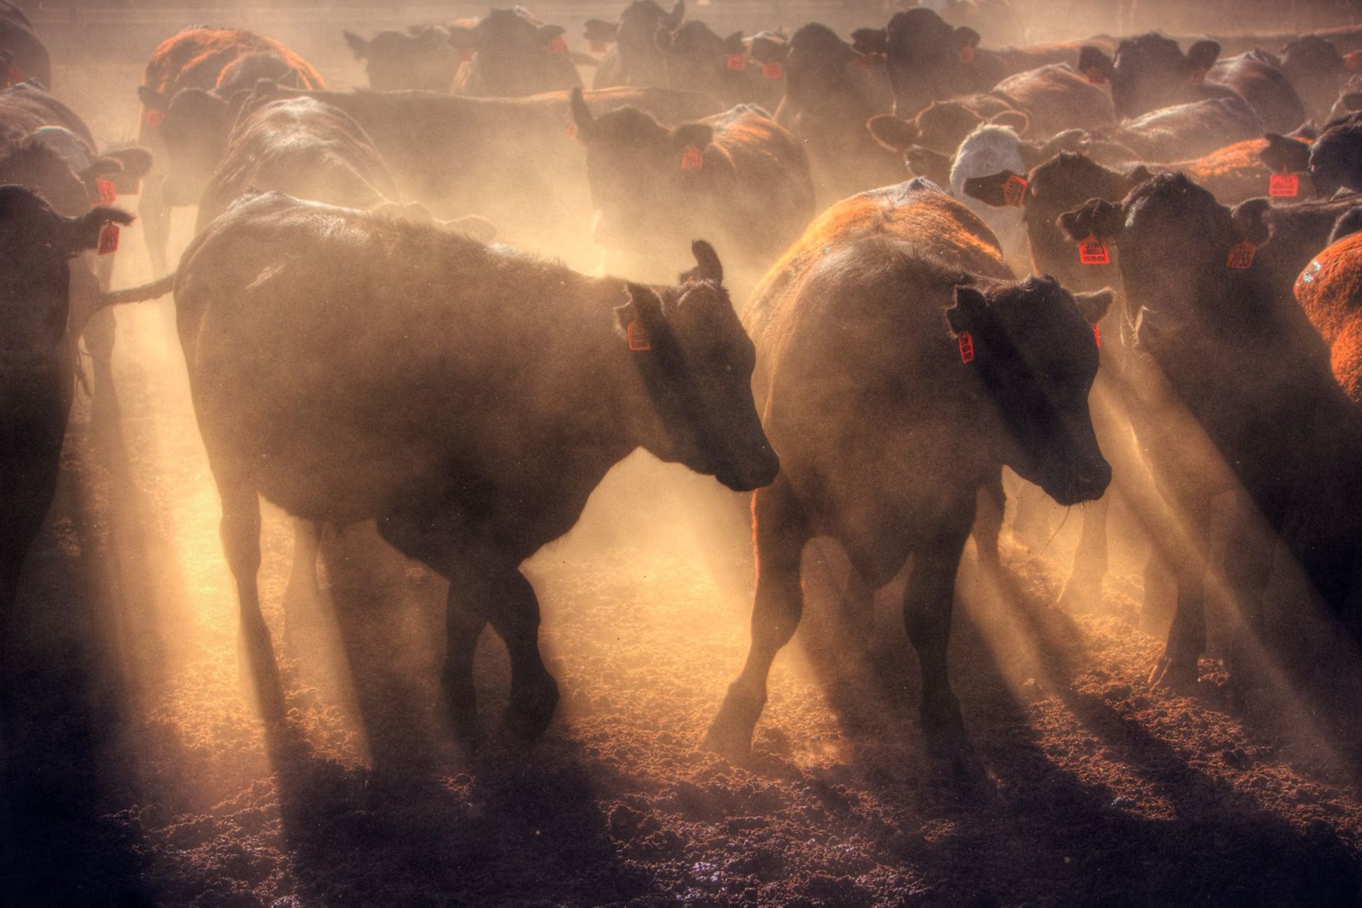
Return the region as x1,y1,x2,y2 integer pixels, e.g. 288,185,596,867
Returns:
588,0,685,89
0,0,49,91
164,191,777,738
1092,96,1264,163
343,27,460,93
450,8,582,97
1079,34,1232,121
0,185,130,693
705,180,1111,762
1059,173,1362,684
570,89,815,292
1211,50,1307,134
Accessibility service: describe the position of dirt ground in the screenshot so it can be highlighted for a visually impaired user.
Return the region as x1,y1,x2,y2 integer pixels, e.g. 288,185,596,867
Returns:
3,7,1362,907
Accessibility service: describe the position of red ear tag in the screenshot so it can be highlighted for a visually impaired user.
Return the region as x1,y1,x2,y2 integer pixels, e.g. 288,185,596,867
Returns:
681,145,704,170
1078,234,1109,265
1347,51,1362,71
1083,66,1108,85
1269,173,1299,197
144,108,164,128
591,40,607,53
5,62,19,85
762,62,783,79
547,36,567,55
97,223,120,256
95,179,117,206
959,45,976,64
726,54,747,71
1227,240,1256,269
566,122,577,140
958,331,975,363
1003,174,1028,207
1093,324,1101,348
459,49,476,62
627,319,651,351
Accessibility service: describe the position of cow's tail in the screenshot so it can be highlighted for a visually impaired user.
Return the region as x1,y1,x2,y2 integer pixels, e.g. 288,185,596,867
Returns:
100,273,175,308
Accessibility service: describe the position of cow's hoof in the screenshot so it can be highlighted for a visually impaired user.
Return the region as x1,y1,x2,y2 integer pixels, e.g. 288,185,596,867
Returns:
1148,651,1198,689
503,675,560,742
701,714,755,762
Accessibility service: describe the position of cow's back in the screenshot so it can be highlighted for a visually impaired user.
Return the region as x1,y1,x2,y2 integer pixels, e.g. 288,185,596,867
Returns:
142,28,324,95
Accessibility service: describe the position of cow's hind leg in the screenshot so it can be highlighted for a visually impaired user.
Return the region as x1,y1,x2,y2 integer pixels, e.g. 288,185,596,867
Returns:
218,479,284,722
903,497,974,750
705,477,810,758
1149,502,1213,689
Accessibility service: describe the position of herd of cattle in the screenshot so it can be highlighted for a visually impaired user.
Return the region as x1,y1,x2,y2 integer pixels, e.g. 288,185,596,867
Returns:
5,0,1362,765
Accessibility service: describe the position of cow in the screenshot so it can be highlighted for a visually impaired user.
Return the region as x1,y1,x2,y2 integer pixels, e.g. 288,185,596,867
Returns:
1210,50,1307,134
569,88,815,294
159,190,778,739
0,184,131,704
0,0,49,91
881,7,1006,117
587,0,685,89
343,27,460,92
1059,172,1362,685
1280,35,1353,123
704,179,1111,765
1091,96,1264,163
1307,116,1362,195
655,20,763,108
774,22,901,208
136,27,325,276
450,7,582,98
1078,33,1233,121
205,81,722,270
1296,229,1362,402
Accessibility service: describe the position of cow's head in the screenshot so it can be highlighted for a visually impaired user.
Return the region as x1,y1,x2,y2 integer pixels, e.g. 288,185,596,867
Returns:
946,276,1112,505
883,8,981,116
461,8,580,96
1308,120,1362,196
344,28,459,92
620,242,777,491
1281,35,1349,120
571,88,717,262
138,85,235,205
964,152,1151,290
1083,33,1220,120
0,183,132,340
657,21,745,96
615,0,683,85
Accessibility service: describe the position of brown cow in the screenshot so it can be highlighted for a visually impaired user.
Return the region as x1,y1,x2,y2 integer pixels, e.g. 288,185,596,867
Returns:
1295,229,1362,402
705,179,1111,766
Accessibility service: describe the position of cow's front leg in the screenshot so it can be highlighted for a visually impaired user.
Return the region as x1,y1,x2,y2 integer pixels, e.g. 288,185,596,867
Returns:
481,567,559,742
903,498,974,747
705,476,810,758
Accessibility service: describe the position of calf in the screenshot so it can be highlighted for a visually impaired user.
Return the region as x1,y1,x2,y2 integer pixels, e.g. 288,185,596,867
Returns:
570,89,815,290
343,27,460,92
136,27,325,276
774,23,904,206
0,185,130,683
167,191,777,737
704,180,1110,761
1059,173,1362,683
450,7,581,97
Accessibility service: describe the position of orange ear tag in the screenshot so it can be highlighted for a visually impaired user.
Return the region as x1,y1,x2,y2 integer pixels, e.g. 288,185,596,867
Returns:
726,54,747,71
1227,241,1256,269
547,36,567,55
1079,234,1109,265
763,62,783,79
1083,66,1107,85
1093,324,1101,348
144,108,164,128
1003,174,1027,207
97,224,120,256
1269,173,1298,197
959,331,975,363
566,122,577,140
95,179,117,206
681,145,704,170
627,319,651,351
959,45,976,63
1347,51,1362,71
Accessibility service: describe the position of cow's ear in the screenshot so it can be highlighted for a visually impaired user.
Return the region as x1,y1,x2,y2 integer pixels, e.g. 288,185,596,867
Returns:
963,170,1025,207
1330,207,1362,244
684,239,723,285
1259,132,1312,174
1230,198,1272,246
1342,91,1362,113
343,31,369,60
65,206,133,253
137,85,166,112
851,27,888,55
88,158,122,179
1073,289,1116,325
617,282,669,345
1078,45,1114,83
867,114,918,152
584,19,618,44
672,123,713,153
986,109,1030,134
724,32,745,55
664,0,685,30
1058,198,1124,242
945,285,988,336
569,87,595,141
1124,164,1155,191
1186,39,1221,71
